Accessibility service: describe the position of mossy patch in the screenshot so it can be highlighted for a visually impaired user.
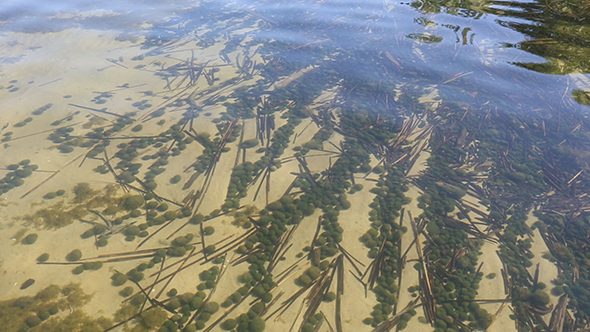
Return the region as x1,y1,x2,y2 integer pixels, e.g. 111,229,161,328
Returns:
0,283,99,332
114,294,145,323
23,184,139,229
23,201,88,229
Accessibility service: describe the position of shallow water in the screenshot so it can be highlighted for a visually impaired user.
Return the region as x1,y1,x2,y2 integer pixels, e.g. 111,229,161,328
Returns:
1,0,590,331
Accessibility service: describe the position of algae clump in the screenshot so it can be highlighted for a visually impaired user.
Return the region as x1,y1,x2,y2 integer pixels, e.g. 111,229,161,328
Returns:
21,233,38,245
0,283,98,332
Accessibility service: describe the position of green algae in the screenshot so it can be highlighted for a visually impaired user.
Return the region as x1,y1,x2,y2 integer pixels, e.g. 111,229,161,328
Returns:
22,184,148,229
0,284,102,332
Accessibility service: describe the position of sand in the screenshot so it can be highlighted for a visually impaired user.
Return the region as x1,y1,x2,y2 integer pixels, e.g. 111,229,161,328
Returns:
526,213,561,308
332,178,379,331
476,240,514,332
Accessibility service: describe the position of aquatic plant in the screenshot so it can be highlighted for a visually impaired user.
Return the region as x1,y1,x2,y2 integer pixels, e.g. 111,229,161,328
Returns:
38,311,50,321
203,226,215,235
135,307,168,330
95,237,109,247
66,249,82,262
239,139,259,149
36,253,49,262
126,269,144,282
202,301,219,314
156,203,168,212
57,144,74,153
145,201,158,210
119,287,133,297
163,210,177,220
124,225,140,236
14,169,32,178
221,318,237,330
72,183,97,203
25,316,41,327
111,273,128,287
204,245,216,255
32,104,53,116
20,279,35,290
21,233,38,245
169,174,181,184
72,266,84,275
322,291,336,302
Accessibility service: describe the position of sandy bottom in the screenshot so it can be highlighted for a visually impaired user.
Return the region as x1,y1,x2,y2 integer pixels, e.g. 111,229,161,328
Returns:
526,213,560,315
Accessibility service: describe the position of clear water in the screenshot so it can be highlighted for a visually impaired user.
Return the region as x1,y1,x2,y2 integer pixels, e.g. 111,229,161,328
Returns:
1,0,590,331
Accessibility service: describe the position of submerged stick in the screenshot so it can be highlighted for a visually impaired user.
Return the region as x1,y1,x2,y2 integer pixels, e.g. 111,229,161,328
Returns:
68,103,124,118
335,255,344,332
21,154,84,198
155,247,196,299
38,254,154,265
141,257,166,313
9,121,83,141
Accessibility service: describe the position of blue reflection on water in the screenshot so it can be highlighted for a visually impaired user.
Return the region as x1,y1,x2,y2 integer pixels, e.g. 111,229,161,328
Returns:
0,0,588,116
